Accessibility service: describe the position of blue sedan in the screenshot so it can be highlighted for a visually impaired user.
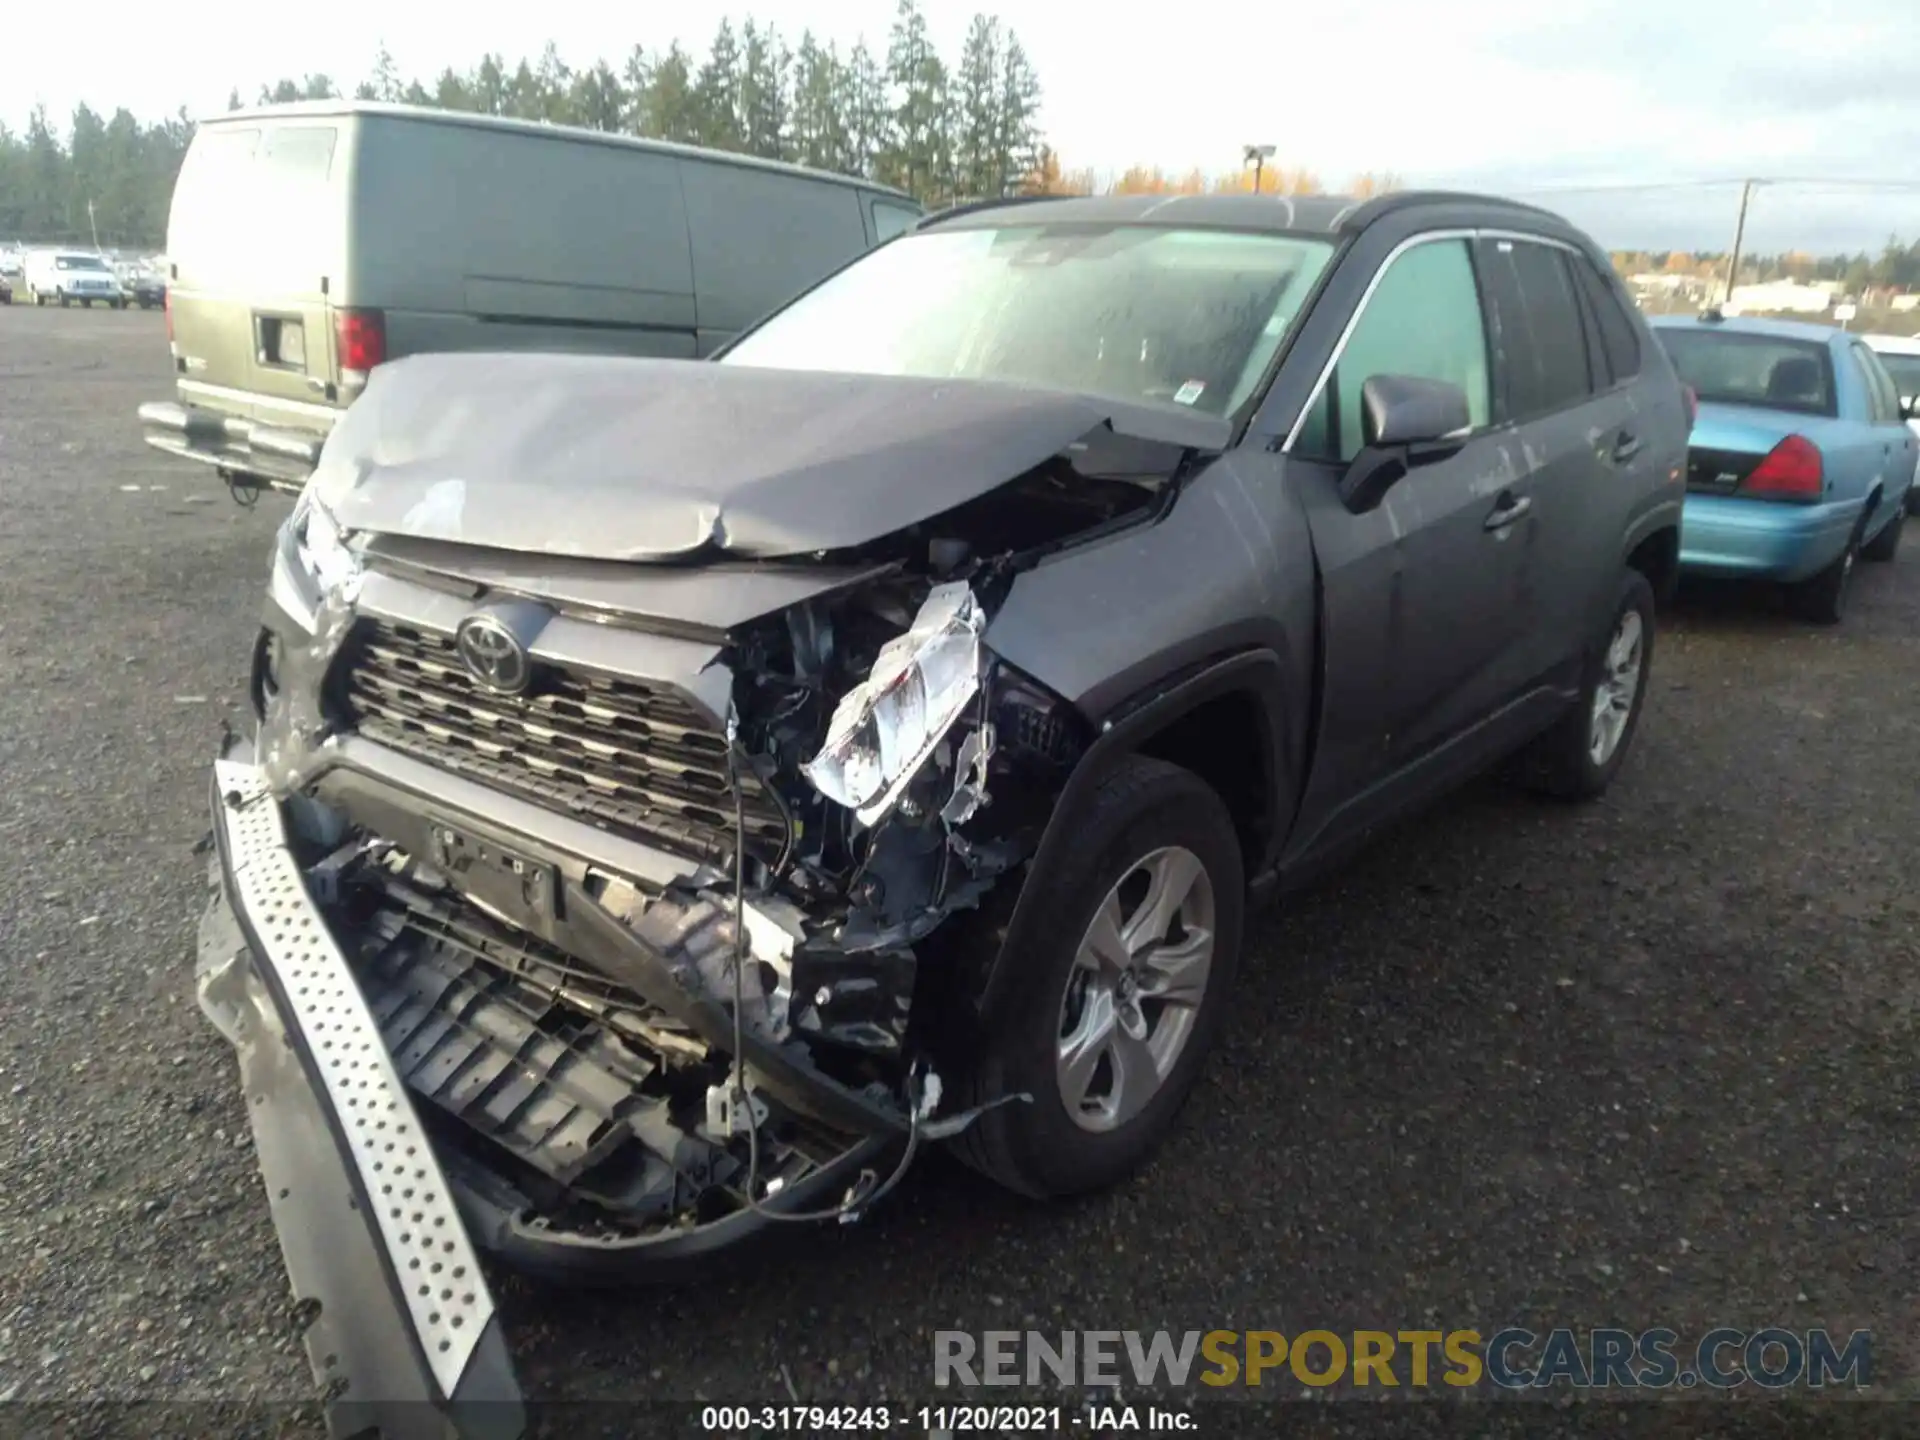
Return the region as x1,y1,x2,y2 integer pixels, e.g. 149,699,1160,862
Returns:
1650,312,1915,623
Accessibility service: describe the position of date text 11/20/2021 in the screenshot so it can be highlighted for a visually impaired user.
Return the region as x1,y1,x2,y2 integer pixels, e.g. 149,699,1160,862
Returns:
701,1405,1195,1431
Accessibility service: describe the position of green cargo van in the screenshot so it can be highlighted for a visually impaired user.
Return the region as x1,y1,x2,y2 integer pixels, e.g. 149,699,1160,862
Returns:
139,101,922,493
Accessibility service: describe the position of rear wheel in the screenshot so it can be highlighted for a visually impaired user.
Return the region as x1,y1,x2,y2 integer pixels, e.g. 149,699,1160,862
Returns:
949,755,1244,1199
1518,568,1656,800
1862,505,1904,562
1791,524,1862,624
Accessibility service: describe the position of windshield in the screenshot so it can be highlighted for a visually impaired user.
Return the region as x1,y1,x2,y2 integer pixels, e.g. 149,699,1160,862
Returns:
722,224,1338,419
1657,329,1837,418
55,255,109,272
1874,351,1920,402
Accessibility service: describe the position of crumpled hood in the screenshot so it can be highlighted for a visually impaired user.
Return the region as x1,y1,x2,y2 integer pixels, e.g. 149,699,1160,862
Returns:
307,352,1229,562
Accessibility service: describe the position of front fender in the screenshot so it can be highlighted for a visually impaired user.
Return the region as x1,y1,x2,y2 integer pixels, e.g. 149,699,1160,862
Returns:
970,648,1297,1023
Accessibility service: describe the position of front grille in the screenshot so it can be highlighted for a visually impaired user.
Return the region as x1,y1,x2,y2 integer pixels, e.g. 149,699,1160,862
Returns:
338,620,788,867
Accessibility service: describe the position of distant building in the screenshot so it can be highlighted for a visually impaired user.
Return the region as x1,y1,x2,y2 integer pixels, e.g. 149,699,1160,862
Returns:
1892,294,1920,313
1724,282,1834,316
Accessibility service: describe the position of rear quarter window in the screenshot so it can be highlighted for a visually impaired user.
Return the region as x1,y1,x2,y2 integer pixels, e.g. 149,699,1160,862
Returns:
871,199,920,243
1657,330,1837,417
1570,256,1642,384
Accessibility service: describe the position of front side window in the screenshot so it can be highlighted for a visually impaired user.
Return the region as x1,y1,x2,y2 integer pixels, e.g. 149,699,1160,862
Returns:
55,255,109,272
1296,238,1492,463
723,223,1338,420
1875,351,1920,404
1657,330,1836,417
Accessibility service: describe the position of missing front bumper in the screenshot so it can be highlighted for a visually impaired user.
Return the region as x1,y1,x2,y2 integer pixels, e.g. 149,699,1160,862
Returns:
200,744,918,1429
200,755,524,1439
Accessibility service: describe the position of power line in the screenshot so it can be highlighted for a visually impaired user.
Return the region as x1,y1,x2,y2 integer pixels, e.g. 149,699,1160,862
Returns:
1485,177,1920,198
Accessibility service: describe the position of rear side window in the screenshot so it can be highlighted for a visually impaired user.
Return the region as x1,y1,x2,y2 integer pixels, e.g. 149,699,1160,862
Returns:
872,200,919,242
259,125,338,183
1296,237,1491,464
1477,237,1592,420
1656,330,1837,417
1571,256,1642,384
1850,344,1902,423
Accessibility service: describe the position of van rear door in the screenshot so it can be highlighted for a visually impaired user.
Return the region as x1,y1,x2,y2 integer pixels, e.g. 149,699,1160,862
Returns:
167,118,347,435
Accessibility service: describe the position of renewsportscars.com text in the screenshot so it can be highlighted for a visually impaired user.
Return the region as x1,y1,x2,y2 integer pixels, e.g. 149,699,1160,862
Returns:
934,1328,1872,1390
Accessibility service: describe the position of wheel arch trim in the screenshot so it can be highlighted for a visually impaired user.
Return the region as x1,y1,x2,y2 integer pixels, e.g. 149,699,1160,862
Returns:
972,647,1294,1020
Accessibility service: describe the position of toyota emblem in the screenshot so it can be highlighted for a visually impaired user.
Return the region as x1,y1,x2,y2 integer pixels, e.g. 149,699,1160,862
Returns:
455,614,532,695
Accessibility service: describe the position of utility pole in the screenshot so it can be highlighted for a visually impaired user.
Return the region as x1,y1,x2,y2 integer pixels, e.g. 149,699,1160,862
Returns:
1244,143,1276,195
1723,179,1758,306
87,197,100,254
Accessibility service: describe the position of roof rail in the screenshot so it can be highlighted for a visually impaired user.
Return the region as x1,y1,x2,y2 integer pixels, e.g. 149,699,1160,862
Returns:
1341,188,1571,231
914,193,1063,230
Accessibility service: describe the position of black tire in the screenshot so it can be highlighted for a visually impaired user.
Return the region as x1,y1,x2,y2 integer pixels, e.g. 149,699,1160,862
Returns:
110,298,125,311
1790,522,1862,624
58,292,69,308
1862,504,1903,563
1517,567,1656,800
949,755,1245,1199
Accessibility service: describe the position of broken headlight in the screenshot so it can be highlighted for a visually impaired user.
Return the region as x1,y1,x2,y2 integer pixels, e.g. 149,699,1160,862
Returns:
272,490,362,632
803,581,985,828
294,493,361,597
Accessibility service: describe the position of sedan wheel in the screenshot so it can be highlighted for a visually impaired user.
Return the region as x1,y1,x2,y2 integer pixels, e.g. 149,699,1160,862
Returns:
1057,846,1215,1133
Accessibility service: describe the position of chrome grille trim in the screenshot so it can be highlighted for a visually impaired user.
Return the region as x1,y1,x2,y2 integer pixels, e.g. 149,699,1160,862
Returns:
338,620,788,867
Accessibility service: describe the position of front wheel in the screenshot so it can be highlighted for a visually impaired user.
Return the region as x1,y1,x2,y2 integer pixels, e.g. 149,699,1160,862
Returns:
58,291,70,308
949,755,1245,1199
1517,568,1656,800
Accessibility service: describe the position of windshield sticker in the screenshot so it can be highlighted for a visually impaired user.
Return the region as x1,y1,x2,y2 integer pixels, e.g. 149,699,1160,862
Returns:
1174,380,1207,406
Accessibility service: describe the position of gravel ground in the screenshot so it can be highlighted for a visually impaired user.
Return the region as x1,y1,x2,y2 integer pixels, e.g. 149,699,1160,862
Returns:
2,305,1917,1427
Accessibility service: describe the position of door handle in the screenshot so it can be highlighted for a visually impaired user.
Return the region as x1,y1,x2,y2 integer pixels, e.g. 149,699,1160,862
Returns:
1612,432,1642,463
1484,492,1532,531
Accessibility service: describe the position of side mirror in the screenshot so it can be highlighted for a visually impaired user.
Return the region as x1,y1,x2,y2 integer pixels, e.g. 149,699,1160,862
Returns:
1338,374,1473,514
1901,394,1917,421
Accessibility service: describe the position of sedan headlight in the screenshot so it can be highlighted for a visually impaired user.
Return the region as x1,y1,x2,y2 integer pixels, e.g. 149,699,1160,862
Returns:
803,582,985,827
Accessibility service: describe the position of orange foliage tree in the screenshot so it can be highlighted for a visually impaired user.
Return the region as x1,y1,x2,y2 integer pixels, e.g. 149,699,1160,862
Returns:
1021,146,1097,196
1026,157,1407,201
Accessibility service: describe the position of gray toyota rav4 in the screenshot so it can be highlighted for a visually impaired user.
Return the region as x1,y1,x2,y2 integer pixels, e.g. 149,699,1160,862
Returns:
197,191,1686,1433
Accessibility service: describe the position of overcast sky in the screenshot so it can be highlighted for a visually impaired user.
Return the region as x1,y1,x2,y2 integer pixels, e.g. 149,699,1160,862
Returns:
7,0,1920,252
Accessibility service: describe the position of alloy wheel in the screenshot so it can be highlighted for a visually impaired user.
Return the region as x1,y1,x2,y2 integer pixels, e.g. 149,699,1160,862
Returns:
1588,609,1645,766
1056,845,1216,1133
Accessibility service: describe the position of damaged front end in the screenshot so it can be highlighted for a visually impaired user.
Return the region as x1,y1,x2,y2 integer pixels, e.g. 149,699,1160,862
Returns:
196,357,1205,1434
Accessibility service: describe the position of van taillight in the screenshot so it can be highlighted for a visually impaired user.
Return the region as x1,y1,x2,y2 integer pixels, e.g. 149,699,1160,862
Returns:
163,286,173,344
1742,434,1823,498
334,308,386,375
